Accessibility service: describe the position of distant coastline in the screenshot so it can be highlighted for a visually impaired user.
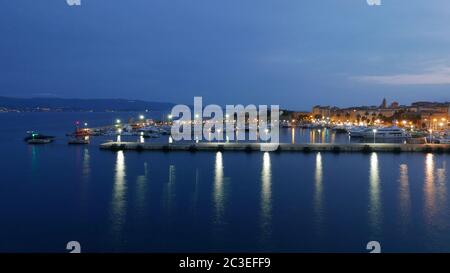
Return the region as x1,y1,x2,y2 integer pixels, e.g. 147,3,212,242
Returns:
0,96,175,113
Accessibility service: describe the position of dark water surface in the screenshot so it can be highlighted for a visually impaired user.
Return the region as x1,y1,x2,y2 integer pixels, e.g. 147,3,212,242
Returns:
0,113,449,252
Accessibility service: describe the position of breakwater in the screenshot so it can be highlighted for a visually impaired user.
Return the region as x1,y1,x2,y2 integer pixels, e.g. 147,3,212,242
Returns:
100,142,450,153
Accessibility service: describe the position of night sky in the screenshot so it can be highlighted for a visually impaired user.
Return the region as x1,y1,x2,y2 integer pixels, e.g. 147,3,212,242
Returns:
1,0,450,109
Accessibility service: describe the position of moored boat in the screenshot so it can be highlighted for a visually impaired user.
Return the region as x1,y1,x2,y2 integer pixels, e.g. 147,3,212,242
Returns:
24,131,55,142
361,126,410,139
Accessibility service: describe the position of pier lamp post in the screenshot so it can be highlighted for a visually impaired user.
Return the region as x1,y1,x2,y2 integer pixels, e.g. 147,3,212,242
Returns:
373,129,377,143
429,129,433,143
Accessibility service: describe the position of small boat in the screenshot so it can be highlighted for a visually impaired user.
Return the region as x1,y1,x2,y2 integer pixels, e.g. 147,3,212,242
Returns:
24,131,55,142
27,138,53,144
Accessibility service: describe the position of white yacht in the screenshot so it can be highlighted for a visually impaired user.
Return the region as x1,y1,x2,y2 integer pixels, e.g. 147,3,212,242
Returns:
361,127,409,139
348,126,369,137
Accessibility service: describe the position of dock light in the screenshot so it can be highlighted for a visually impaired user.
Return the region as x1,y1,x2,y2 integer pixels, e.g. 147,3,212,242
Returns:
139,115,145,120
117,128,122,134
292,119,296,123
84,122,88,127
373,129,377,143
116,119,121,124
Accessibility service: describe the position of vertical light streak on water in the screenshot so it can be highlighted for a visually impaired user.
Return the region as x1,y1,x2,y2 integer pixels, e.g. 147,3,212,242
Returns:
80,147,91,204
291,128,295,144
314,152,324,232
369,152,382,236
213,152,224,225
260,152,272,242
436,160,447,208
424,153,436,226
111,150,127,240
82,148,90,180
135,162,148,215
398,164,411,234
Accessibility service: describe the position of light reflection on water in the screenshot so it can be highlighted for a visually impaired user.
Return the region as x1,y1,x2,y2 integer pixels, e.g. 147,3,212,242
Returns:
314,152,324,232
398,163,411,234
423,153,448,248
213,151,224,225
260,152,272,242
369,152,382,237
111,150,126,241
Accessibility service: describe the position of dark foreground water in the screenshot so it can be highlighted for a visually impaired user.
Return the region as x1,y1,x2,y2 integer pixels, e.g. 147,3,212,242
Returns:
0,112,449,252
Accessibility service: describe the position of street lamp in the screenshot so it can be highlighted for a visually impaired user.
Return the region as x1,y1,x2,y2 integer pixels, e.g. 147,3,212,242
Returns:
373,129,377,143
139,115,145,120
116,119,121,124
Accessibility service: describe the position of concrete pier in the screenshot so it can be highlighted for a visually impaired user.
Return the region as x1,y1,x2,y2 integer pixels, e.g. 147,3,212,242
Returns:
100,142,450,153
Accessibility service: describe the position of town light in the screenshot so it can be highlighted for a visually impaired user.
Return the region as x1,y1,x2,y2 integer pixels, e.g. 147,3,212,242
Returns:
117,128,122,134
84,123,88,127
116,119,121,124
373,129,377,143
139,115,145,120
168,114,173,119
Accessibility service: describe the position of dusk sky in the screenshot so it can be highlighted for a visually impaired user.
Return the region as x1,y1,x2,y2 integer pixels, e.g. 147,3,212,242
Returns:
1,0,450,109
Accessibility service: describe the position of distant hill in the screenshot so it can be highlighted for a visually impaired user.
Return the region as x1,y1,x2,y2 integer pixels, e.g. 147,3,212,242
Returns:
0,97,175,112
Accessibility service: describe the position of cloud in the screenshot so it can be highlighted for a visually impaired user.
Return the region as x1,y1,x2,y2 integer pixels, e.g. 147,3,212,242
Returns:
353,66,450,85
